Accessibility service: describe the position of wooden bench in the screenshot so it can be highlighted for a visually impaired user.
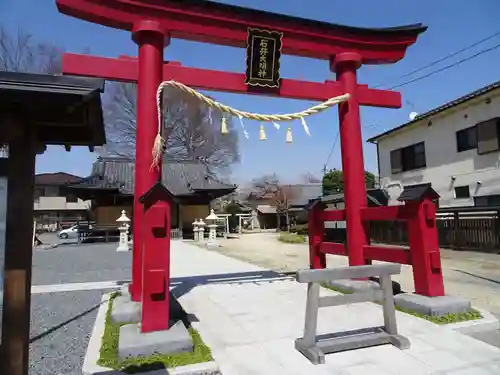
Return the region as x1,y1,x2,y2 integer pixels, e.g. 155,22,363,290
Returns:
295,264,410,365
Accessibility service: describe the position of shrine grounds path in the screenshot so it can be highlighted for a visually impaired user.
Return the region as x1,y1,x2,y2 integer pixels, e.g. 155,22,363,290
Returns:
214,232,500,316
28,235,500,374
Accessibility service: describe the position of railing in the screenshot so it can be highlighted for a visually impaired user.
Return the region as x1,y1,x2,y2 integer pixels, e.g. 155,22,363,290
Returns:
77,226,121,243
295,264,409,365
171,229,183,240
370,209,500,252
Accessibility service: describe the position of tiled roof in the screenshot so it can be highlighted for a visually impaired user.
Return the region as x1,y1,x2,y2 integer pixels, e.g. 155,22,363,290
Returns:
35,172,84,186
367,80,500,143
68,157,237,196
289,183,323,206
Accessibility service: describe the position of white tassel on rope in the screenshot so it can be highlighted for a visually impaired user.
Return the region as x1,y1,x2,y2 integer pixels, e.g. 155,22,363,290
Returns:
301,117,311,136
151,80,350,169
238,114,249,139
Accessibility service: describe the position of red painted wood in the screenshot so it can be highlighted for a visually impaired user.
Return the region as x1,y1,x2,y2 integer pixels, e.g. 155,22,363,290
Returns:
407,200,445,297
141,201,171,332
360,205,411,221
61,53,402,108
56,0,424,63
331,53,369,268
321,209,345,222
319,242,346,256
308,204,326,269
54,0,430,333
129,21,165,302
363,245,411,265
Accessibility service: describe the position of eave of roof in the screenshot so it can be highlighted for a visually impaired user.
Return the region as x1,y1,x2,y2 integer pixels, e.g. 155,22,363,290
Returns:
0,72,106,146
0,71,104,94
367,80,500,144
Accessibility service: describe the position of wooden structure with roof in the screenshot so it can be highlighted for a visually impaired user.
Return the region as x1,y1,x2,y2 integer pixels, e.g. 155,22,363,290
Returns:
0,72,105,375
65,157,237,238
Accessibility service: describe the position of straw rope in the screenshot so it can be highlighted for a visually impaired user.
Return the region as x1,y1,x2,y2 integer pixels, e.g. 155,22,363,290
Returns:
151,80,351,169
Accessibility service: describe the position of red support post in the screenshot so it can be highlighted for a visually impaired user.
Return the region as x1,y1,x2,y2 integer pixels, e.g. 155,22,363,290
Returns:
141,201,171,332
331,53,370,267
308,203,326,269
129,21,166,302
407,199,445,297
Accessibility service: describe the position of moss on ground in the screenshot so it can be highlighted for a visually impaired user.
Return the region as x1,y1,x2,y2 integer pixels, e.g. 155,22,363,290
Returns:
321,283,482,325
278,232,306,244
97,292,213,374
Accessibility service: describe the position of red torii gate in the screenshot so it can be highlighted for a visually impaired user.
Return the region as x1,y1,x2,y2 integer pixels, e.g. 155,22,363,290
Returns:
56,0,427,332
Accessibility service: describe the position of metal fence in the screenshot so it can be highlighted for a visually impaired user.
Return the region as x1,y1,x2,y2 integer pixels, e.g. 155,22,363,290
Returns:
369,207,500,253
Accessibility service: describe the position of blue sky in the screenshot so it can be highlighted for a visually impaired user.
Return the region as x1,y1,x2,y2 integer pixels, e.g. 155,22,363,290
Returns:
1,0,499,183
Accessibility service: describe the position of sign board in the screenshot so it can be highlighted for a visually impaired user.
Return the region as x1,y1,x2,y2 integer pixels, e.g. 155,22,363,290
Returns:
0,176,6,342
245,28,283,88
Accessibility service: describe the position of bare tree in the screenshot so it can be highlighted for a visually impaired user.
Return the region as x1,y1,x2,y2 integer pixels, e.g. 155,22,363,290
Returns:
249,173,299,231
273,184,299,231
250,173,281,196
0,26,62,74
301,172,321,184
0,27,62,155
102,83,240,176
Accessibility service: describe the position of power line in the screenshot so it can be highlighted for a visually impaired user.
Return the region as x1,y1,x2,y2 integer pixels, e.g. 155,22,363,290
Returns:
374,30,500,89
323,130,340,173
388,42,500,90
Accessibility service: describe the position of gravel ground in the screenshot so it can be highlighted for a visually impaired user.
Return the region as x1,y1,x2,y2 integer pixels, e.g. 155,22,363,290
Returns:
32,243,131,285
29,290,105,375
27,242,131,374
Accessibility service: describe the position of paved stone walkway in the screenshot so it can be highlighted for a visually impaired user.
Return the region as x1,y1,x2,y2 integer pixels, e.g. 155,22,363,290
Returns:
172,241,500,375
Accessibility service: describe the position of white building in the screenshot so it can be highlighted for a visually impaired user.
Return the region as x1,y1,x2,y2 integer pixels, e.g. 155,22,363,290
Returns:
368,80,500,208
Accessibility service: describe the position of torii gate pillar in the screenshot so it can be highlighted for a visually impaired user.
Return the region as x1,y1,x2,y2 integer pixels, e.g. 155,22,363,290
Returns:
130,21,167,301
331,53,369,267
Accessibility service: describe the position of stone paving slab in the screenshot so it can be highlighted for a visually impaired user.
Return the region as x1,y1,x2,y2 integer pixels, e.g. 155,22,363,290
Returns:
171,242,500,375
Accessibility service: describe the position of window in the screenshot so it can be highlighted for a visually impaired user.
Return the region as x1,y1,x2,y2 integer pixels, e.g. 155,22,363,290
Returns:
34,187,44,202
66,194,78,203
390,142,426,173
456,126,477,152
474,194,500,207
454,186,470,199
477,118,500,155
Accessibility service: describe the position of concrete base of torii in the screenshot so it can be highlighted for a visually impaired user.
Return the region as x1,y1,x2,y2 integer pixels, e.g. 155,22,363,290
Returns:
110,284,193,360
328,279,472,316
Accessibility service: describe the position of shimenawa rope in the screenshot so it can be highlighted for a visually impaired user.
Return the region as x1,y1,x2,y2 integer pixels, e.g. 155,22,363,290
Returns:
151,80,351,169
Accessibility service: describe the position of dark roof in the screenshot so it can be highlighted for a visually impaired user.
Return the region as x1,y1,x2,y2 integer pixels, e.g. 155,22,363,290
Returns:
67,157,237,197
367,80,500,143
35,172,83,186
321,189,389,207
0,71,105,146
163,0,427,37
288,184,323,206
397,183,440,202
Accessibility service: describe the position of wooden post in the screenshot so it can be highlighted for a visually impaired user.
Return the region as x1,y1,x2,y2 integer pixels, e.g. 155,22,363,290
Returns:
1,121,38,375
308,202,326,269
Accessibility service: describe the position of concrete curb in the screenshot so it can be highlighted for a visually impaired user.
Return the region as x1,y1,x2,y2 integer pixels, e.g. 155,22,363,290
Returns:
83,294,221,375
442,307,499,334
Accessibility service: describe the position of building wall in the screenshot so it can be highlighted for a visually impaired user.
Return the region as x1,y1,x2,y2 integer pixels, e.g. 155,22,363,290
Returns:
377,91,500,208
95,206,132,226
34,196,91,211
179,204,210,230
34,185,90,211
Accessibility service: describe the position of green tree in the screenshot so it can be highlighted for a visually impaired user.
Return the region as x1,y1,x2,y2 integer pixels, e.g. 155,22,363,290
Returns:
322,169,376,196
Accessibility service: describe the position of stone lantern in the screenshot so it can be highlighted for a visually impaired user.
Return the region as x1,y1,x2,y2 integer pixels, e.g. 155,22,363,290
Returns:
205,209,219,247
116,210,131,252
198,218,206,243
192,218,200,242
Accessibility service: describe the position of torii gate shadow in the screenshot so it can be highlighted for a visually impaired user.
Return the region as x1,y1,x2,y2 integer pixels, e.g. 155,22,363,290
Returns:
170,269,294,300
